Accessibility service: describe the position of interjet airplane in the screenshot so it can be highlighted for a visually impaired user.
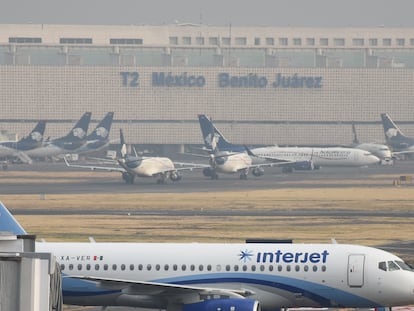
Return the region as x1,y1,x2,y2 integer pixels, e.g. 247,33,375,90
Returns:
1,202,413,310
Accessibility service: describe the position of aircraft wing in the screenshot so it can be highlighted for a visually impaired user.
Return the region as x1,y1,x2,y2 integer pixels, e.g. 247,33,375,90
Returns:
64,157,126,173
173,162,210,170
68,275,252,298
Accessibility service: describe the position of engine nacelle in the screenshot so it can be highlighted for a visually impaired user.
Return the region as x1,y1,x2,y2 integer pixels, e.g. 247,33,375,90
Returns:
170,171,182,181
292,160,314,171
252,167,265,177
183,298,260,311
203,167,214,177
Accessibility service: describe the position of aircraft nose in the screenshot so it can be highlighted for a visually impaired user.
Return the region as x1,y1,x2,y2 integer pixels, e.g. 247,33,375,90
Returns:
369,155,380,164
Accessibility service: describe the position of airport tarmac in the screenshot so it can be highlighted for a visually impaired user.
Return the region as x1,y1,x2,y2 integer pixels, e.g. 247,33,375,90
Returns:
0,160,413,194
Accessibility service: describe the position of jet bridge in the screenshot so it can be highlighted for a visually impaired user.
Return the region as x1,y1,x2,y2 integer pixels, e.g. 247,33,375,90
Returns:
0,233,62,311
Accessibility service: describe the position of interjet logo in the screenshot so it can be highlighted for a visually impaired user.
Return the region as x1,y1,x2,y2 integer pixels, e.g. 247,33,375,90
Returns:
238,250,254,263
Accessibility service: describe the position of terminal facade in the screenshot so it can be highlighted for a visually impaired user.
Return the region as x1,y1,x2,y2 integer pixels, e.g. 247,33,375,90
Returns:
0,24,414,153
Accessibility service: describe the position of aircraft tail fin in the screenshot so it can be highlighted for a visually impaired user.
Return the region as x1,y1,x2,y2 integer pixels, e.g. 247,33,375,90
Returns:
17,120,46,147
381,113,406,141
0,202,27,235
352,123,360,145
86,112,114,141
119,128,128,158
64,112,92,141
197,114,244,152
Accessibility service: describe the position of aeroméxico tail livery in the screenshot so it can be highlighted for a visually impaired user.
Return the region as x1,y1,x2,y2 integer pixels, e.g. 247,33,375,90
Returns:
26,112,92,158
74,112,114,155
381,113,414,155
0,120,46,164
199,115,380,173
1,202,413,310
65,129,204,184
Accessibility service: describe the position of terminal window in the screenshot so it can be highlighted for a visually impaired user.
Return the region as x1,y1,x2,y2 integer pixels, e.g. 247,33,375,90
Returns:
383,38,391,46
306,38,315,46
169,36,178,45
60,38,92,44
195,37,205,45
293,38,302,46
265,38,274,46
209,37,219,45
369,38,378,46
221,37,231,45
333,38,345,46
9,37,42,43
279,38,288,46
396,38,405,46
182,37,192,45
352,38,364,46
110,38,143,45
320,38,329,46
254,38,261,46
236,37,247,45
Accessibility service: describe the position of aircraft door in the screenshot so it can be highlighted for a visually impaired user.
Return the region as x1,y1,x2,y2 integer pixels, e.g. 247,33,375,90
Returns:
348,254,365,287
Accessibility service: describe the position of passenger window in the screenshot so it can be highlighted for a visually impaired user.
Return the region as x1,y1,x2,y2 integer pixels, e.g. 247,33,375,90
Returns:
112,264,117,271
147,264,152,271
295,265,300,272
69,264,74,270
182,265,187,271
156,264,160,271
322,265,326,272
304,265,309,272
77,264,82,270
251,265,256,271
286,265,291,272
104,264,108,271
164,264,169,271
86,264,91,271
199,265,203,271
121,264,126,271
242,265,247,271
207,265,212,271
173,264,178,271
129,264,134,271
191,265,195,271
278,265,282,272
312,265,317,272
234,265,239,271
95,264,100,271
260,265,265,271
138,264,143,271
268,265,273,272
225,265,231,271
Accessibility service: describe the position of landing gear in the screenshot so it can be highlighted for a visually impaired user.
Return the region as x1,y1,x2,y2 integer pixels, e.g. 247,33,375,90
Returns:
239,171,248,180
156,174,167,184
210,173,219,180
122,172,135,184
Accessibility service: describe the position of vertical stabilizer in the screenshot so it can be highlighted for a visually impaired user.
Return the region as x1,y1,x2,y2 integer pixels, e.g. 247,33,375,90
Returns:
17,120,46,150
0,202,27,235
86,112,114,141
197,114,244,152
64,112,92,141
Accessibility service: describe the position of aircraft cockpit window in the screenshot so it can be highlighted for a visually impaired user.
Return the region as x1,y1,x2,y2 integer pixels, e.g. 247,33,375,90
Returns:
395,260,414,271
388,261,400,271
378,261,387,271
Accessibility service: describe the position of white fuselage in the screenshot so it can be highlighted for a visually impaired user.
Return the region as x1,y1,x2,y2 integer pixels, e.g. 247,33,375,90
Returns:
251,146,380,167
35,242,414,309
215,152,252,174
26,143,65,158
355,143,393,162
123,157,175,177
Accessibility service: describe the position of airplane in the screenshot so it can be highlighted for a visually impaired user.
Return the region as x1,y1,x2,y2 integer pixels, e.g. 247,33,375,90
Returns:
74,112,114,155
64,128,204,184
25,112,92,159
198,115,380,173
1,201,414,310
381,113,414,156
0,120,46,164
349,123,393,165
196,115,290,179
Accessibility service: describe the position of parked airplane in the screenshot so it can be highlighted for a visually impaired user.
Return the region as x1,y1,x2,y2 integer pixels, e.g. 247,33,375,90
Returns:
65,129,204,184
74,112,114,155
1,202,413,310
349,123,393,165
199,115,380,173
26,112,92,159
0,120,46,164
197,115,288,179
381,113,414,156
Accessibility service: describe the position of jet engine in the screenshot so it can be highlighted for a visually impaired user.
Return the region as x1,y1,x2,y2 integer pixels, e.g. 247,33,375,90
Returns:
252,167,265,177
202,167,215,177
183,299,260,311
170,171,182,181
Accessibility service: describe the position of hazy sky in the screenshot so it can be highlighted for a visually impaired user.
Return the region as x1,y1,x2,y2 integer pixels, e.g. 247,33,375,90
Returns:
2,0,414,27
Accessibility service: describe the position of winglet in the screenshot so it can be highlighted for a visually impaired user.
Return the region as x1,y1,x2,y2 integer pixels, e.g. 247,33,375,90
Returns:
0,202,27,235
120,128,127,158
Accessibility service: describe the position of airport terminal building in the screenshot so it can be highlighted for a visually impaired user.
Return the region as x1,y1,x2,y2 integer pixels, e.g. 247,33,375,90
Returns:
1,24,414,153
